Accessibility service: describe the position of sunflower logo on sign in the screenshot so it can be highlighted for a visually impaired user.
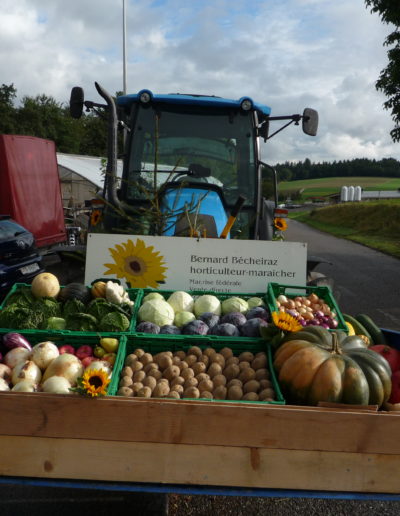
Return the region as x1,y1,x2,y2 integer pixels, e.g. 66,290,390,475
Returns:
90,209,103,227
104,238,167,288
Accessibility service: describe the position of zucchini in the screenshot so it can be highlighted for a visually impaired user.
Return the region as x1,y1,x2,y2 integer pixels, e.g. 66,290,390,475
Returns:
342,314,373,344
356,313,387,346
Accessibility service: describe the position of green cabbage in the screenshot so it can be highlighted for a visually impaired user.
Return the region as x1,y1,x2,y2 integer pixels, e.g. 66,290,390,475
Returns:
247,297,265,309
138,299,174,326
221,297,249,315
193,295,221,317
142,292,164,303
167,291,194,313
99,312,130,332
174,311,195,328
45,317,66,330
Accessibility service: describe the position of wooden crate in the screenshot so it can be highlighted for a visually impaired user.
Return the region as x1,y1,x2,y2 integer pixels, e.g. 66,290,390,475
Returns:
0,391,400,494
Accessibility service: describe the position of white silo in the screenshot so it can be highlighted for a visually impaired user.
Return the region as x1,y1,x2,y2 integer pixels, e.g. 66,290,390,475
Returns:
348,185,355,201
354,186,362,201
340,186,348,202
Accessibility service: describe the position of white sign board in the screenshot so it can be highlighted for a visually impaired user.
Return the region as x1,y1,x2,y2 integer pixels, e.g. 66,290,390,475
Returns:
85,233,307,293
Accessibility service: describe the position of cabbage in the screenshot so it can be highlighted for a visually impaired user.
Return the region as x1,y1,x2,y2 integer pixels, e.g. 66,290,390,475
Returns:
138,299,175,326
193,295,221,317
174,311,195,328
247,297,265,309
142,292,164,303
221,297,249,315
167,291,194,313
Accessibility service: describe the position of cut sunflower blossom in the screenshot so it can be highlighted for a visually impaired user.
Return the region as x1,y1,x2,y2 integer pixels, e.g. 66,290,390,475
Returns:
260,311,302,348
272,217,288,241
70,369,111,397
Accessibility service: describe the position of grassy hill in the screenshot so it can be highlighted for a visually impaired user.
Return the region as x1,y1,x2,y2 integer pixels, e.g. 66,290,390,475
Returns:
279,176,400,200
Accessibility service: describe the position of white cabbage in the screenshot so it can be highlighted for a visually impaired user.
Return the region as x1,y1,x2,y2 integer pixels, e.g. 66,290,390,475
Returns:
221,297,249,315
167,291,194,313
193,295,221,317
138,299,175,326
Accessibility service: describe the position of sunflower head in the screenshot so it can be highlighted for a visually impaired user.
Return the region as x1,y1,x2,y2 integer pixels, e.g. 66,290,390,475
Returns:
77,369,111,397
90,209,103,227
271,311,303,332
274,217,288,231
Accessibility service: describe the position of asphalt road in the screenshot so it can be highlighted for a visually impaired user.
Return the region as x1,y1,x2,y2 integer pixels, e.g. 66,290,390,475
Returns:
285,218,400,331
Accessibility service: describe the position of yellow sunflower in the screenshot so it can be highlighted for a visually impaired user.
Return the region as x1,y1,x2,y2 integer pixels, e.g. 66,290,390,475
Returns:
104,238,167,288
274,217,288,231
272,311,303,332
81,369,110,397
90,209,103,227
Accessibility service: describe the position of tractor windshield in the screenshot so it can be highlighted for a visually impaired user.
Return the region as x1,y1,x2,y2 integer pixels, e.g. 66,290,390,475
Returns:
123,103,257,211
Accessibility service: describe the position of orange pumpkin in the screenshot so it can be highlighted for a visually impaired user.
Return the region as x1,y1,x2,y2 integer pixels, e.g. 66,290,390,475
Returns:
91,281,107,299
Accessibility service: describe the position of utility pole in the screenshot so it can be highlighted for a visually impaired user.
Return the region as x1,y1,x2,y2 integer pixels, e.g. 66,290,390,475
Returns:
122,0,127,95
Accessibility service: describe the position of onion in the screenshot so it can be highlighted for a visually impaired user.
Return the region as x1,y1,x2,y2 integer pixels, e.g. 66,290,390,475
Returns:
4,347,32,369
0,363,12,383
12,380,37,392
11,360,42,386
42,353,83,386
42,376,71,394
0,378,10,391
85,360,112,375
2,332,32,351
329,319,339,329
31,341,59,370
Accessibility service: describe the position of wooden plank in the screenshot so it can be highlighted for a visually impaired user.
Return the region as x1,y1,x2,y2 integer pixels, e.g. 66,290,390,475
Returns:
0,392,399,455
0,435,399,494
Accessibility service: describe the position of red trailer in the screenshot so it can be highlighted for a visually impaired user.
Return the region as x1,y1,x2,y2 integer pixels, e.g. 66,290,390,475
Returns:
0,134,66,248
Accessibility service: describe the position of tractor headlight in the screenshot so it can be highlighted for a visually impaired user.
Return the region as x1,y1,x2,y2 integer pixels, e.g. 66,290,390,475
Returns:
138,89,153,103
240,97,253,111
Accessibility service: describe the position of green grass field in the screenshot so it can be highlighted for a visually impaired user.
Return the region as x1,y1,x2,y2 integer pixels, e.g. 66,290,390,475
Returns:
279,176,400,199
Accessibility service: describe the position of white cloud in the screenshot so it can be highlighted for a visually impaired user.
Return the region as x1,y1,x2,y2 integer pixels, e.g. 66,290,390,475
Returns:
0,0,398,163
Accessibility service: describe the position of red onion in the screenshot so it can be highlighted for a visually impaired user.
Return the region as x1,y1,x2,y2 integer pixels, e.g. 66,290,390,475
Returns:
329,319,339,329
2,332,32,351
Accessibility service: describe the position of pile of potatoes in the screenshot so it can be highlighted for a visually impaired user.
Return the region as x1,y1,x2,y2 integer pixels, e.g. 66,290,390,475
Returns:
117,345,276,402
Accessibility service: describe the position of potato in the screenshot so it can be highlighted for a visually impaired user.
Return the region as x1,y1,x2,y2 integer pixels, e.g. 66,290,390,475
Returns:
147,368,163,380
255,368,270,381
166,390,180,399
185,354,198,367
238,351,254,362
188,346,202,358
213,374,227,387
172,356,181,367
243,379,260,394
223,363,240,381
165,351,173,358
220,347,233,359
210,353,225,368
207,362,222,378
227,378,242,388
184,377,198,389
143,376,157,391
144,362,158,373
170,384,184,395
121,366,133,377
174,350,186,360
170,375,185,387
179,361,189,371
227,385,243,400
119,376,133,388
242,392,259,401
117,386,133,397
238,367,256,383
132,382,144,394
156,353,173,370
140,352,153,366
200,354,210,367
259,379,272,390
157,378,169,384
134,348,145,358
163,365,181,381
152,382,170,398
200,391,213,399
137,386,152,398
213,385,227,400
226,356,239,366
252,354,267,370
198,379,214,393
181,367,194,380
238,361,250,371
203,347,216,358
124,354,138,367
195,372,210,383
192,362,206,376
131,361,144,373
133,370,146,383
259,388,275,401
183,386,200,399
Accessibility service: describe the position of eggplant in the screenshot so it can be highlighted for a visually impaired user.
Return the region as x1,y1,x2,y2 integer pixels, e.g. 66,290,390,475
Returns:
2,332,32,351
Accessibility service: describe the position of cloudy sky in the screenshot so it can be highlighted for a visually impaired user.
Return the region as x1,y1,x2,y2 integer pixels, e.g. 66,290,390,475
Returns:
1,0,398,164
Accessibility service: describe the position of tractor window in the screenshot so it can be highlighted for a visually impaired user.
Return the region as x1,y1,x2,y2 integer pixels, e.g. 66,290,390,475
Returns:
124,104,256,208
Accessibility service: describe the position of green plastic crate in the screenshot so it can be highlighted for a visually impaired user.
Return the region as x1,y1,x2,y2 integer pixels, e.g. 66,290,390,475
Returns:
0,283,143,337
134,288,270,342
109,334,285,405
266,282,348,333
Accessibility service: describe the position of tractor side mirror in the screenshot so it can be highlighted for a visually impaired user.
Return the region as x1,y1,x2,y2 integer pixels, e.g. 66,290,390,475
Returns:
302,108,318,136
69,87,84,119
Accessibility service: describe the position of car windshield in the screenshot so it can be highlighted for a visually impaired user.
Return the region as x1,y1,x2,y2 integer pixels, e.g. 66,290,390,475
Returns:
123,104,257,208
0,220,27,241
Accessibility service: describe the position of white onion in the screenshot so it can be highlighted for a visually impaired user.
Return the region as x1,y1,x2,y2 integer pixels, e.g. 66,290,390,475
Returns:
85,360,112,375
31,341,59,370
12,380,37,392
0,364,12,383
42,376,71,394
4,347,32,369
42,353,83,386
0,378,10,391
11,360,42,386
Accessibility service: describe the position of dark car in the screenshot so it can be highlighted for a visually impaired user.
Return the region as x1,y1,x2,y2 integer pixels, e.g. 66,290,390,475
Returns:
0,216,44,300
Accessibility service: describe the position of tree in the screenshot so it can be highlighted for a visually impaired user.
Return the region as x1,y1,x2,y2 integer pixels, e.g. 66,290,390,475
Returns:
365,0,400,142
0,83,17,134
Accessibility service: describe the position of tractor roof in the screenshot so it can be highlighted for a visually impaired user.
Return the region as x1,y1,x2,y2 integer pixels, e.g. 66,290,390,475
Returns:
116,90,271,117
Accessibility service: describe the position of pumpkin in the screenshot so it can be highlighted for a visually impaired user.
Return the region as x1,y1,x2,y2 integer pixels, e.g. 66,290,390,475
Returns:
58,282,91,305
274,330,391,407
31,272,60,299
91,281,107,299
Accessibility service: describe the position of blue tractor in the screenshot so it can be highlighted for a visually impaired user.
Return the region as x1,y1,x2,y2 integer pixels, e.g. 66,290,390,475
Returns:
70,82,318,242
